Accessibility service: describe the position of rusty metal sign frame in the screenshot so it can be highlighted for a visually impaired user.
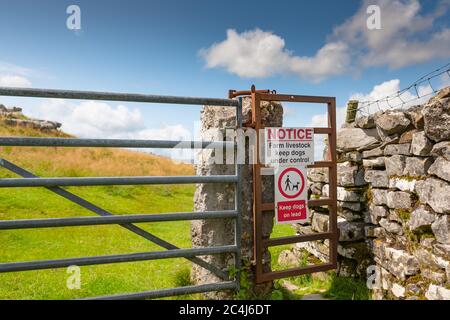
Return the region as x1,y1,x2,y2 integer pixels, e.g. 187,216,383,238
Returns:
250,90,338,283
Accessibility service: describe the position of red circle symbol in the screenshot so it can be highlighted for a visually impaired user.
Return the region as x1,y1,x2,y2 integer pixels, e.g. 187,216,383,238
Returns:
277,167,305,199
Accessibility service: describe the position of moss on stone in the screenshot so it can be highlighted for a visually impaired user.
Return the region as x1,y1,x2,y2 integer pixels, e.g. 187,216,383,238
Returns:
396,209,411,222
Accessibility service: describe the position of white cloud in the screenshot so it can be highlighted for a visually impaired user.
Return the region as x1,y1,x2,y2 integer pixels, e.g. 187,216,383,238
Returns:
200,28,349,82
309,76,439,160
351,79,433,115
331,0,450,69
0,61,33,87
24,99,145,138
200,0,450,81
21,99,193,161
0,75,32,87
23,99,190,139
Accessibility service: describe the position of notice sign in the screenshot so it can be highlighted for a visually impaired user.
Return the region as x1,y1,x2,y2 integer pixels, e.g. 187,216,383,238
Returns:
275,166,308,224
265,127,314,167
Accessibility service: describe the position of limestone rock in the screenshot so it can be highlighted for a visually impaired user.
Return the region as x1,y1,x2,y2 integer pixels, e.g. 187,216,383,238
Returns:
388,177,418,192
362,147,384,158
337,187,363,202
309,182,325,195
431,215,450,244
355,115,376,129
321,184,329,198
337,162,365,187
312,212,329,233
433,243,450,260
365,226,385,238
337,242,369,260
408,205,435,232
428,157,450,182
366,204,388,224
391,283,406,298
379,218,403,235
371,188,388,206
421,269,446,284
406,105,425,129
338,208,364,222
338,219,366,242
425,284,450,300
308,167,328,183
415,247,449,270
411,131,433,156
386,191,414,209
364,170,389,188
404,157,433,177
278,250,300,267
398,130,417,144
373,241,419,280
337,151,362,163
295,241,329,263
375,110,411,136
385,155,406,176
430,141,450,161
423,87,450,142
338,201,363,212
362,157,385,169
337,128,380,152
384,144,411,156
416,178,450,214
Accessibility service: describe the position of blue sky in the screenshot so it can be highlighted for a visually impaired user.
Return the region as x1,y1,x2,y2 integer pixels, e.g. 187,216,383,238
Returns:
0,0,449,159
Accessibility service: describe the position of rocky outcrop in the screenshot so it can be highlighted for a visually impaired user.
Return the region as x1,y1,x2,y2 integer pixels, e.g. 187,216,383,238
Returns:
0,103,62,131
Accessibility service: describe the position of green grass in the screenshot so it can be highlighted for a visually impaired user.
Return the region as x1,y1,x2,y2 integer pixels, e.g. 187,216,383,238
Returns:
324,275,371,300
267,225,371,300
0,183,199,299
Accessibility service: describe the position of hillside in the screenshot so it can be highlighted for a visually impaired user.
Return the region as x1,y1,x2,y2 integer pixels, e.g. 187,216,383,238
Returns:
0,106,197,299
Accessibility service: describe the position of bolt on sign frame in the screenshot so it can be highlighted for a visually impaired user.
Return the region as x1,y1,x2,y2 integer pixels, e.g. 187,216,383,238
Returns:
0,86,243,300
250,90,338,283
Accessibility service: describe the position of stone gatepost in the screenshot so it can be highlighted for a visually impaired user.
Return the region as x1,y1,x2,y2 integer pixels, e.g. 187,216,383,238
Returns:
191,97,283,299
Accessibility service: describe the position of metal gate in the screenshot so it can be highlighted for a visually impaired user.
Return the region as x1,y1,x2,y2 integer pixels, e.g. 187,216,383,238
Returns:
0,87,243,300
244,88,338,283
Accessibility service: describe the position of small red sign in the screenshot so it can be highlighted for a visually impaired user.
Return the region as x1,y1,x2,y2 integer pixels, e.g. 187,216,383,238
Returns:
277,200,307,223
274,166,309,224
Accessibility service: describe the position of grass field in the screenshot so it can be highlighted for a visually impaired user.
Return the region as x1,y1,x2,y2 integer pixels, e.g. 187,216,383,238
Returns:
0,120,368,300
0,121,203,299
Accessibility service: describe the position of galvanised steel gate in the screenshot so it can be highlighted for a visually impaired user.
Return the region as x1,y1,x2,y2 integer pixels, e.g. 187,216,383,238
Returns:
0,87,243,300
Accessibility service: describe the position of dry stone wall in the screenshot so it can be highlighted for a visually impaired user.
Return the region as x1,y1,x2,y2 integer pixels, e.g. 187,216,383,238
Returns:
292,87,450,300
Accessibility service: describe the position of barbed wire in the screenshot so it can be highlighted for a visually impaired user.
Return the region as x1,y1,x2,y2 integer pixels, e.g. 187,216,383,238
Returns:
356,62,450,116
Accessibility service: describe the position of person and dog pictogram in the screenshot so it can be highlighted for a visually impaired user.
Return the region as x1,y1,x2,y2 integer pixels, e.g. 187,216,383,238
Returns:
284,175,301,192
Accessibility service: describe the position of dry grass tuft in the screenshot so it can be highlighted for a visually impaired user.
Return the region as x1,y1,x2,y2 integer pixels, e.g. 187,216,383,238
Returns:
0,121,194,177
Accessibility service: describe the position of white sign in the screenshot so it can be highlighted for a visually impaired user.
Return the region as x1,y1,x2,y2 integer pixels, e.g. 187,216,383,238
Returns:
274,166,309,224
265,127,314,167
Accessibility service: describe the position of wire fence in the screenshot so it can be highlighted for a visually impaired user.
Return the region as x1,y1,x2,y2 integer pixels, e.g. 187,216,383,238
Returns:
356,62,450,116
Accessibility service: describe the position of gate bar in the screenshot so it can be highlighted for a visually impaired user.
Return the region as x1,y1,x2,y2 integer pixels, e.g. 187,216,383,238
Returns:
0,87,238,107
0,245,237,273
0,137,235,149
0,175,238,188
0,158,231,280
84,281,238,300
0,211,238,230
